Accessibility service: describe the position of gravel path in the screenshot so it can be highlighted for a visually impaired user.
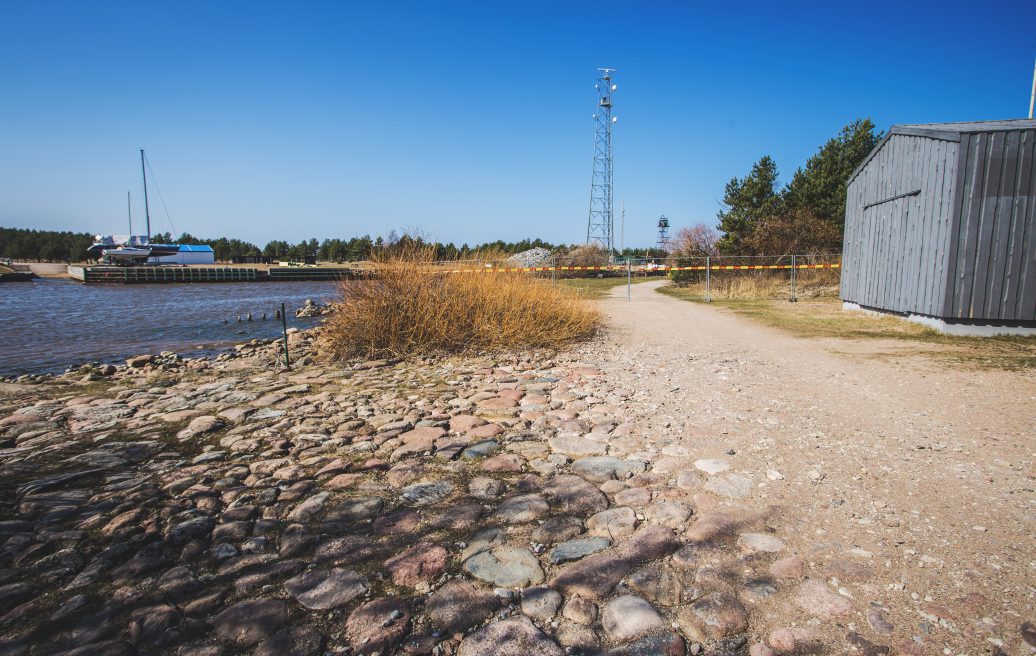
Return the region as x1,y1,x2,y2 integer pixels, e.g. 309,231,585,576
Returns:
578,279,1035,654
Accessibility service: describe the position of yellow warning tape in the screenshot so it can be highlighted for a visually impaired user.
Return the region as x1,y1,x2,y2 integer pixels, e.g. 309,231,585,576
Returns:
444,263,840,273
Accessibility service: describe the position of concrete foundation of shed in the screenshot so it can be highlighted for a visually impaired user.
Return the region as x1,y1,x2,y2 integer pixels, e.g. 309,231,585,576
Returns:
842,302,1036,337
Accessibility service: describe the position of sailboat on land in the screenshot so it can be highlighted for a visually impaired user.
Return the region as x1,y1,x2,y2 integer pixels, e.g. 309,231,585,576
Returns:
88,149,179,264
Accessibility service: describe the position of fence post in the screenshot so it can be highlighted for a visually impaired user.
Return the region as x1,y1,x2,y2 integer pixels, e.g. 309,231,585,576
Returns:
790,255,798,302
280,302,291,369
551,256,557,287
705,256,712,303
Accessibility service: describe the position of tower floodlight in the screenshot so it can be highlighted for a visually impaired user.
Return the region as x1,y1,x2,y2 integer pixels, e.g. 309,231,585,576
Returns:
586,68,616,254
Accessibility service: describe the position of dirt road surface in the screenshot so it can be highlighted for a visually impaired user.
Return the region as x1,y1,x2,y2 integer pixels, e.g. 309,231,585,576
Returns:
578,279,1035,654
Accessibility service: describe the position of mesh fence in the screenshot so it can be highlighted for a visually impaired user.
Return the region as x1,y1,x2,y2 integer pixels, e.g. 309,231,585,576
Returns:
643,254,843,300
396,253,842,299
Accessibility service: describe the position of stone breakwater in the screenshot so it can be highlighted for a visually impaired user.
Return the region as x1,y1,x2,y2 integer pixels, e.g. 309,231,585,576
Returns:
0,331,906,656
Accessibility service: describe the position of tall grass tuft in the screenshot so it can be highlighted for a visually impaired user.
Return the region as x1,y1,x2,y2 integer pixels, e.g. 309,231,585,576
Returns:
321,246,602,359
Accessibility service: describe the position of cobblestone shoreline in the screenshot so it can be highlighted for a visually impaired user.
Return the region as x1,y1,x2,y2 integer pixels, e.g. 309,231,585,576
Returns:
0,324,1028,655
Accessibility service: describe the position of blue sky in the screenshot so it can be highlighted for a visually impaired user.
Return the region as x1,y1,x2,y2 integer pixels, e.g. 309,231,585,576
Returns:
1,1,1034,248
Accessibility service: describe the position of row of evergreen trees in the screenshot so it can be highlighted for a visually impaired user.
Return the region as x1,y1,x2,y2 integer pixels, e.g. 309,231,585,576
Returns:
0,226,568,263
716,119,882,255
0,228,95,262
134,232,563,262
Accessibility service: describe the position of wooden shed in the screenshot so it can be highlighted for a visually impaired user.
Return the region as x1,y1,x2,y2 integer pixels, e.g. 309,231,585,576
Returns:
840,119,1036,333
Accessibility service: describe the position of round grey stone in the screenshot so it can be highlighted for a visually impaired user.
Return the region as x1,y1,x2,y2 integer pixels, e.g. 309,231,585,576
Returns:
464,547,545,588
601,595,666,642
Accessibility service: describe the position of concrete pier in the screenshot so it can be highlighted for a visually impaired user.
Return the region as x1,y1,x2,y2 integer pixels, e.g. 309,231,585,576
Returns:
68,265,358,284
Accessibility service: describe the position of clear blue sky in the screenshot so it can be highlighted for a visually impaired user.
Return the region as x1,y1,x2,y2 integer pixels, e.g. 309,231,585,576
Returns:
2,1,1034,248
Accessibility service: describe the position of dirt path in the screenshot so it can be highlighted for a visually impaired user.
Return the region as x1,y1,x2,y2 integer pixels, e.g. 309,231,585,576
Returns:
579,279,1035,654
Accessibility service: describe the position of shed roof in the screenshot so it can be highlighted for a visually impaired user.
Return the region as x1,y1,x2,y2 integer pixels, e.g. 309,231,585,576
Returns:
894,118,1036,135
889,118,1036,141
849,118,1036,185
177,244,214,253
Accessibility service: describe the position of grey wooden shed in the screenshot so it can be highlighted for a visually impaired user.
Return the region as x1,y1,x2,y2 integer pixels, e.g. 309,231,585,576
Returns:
840,118,1036,331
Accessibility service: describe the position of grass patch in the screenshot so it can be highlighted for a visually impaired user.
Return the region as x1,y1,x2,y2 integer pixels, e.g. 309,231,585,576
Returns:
321,247,602,359
556,275,657,299
658,285,1036,370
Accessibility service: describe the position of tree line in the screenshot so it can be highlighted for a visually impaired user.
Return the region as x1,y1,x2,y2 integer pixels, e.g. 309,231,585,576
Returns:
0,226,575,263
150,232,563,262
0,228,95,262
713,118,882,256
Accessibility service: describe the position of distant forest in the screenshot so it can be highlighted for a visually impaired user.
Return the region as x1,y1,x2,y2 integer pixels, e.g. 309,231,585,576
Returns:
0,228,95,263
0,227,668,263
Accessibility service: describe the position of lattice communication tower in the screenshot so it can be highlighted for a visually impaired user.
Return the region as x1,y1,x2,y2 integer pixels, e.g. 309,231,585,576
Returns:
586,68,616,253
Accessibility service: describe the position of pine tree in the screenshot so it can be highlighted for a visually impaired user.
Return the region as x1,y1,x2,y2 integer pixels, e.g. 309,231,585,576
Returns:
783,119,882,233
716,156,781,254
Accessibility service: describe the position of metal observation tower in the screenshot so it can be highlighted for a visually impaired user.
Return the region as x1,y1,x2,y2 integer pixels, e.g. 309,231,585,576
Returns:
586,68,616,253
657,215,670,251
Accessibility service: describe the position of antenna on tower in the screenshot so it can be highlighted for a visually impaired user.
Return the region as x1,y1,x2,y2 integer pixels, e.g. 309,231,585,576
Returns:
586,68,616,255
657,215,670,252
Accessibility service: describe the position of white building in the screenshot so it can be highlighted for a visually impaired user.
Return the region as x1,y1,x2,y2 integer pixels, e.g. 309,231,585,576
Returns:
151,244,215,265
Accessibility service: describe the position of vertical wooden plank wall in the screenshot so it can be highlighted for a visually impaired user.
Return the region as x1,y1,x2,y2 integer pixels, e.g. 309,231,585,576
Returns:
947,129,1036,321
841,133,959,316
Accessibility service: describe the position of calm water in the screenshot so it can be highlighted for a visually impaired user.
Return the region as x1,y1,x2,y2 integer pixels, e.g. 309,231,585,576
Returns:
0,278,340,375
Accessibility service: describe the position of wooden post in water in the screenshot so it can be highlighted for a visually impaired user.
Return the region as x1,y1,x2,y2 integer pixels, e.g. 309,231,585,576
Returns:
281,302,291,370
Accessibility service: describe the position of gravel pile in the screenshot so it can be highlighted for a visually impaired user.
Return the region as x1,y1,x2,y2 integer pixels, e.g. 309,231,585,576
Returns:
507,247,553,268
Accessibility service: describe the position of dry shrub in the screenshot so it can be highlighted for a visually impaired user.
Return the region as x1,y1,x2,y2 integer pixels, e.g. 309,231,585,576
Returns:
322,246,601,359
671,224,720,258
559,244,610,268
744,209,843,255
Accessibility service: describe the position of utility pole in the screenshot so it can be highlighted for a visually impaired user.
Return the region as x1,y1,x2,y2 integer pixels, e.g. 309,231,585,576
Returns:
586,68,616,256
620,201,625,255
1029,57,1035,119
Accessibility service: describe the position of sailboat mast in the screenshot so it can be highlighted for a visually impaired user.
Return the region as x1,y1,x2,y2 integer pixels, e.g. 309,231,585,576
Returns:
127,191,132,235
140,148,151,238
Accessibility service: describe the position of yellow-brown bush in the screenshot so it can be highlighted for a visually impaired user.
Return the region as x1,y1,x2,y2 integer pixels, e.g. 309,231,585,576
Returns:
321,247,601,359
